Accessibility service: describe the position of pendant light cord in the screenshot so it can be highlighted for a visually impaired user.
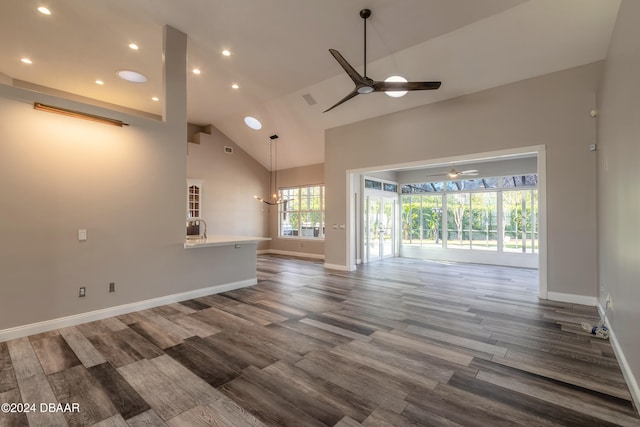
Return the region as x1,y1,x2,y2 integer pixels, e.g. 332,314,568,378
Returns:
274,138,278,201
270,139,274,199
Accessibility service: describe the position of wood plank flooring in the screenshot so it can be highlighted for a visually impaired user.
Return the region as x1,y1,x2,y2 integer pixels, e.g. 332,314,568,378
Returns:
1,255,639,426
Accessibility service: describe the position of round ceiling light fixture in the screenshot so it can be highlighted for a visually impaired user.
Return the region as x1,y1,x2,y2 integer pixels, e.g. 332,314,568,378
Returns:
116,70,147,83
222,49,231,57
37,6,51,15
244,116,262,130
384,75,408,98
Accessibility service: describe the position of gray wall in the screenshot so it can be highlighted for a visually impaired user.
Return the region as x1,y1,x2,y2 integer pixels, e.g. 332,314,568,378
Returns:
268,163,325,257
187,129,270,250
597,0,640,403
0,27,258,332
325,62,600,297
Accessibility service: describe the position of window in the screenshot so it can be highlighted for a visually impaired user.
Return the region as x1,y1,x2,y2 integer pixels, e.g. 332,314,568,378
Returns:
383,183,398,193
401,174,537,254
471,192,498,250
366,179,398,193
447,193,470,249
502,189,538,253
401,194,443,247
279,185,325,239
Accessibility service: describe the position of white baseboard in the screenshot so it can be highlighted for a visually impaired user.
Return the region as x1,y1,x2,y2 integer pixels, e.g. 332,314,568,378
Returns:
598,303,640,415
546,292,598,306
0,278,256,343
324,263,349,271
264,249,325,260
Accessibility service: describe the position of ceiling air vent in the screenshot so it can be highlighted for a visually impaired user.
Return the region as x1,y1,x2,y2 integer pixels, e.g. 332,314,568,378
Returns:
224,146,233,154
302,93,317,106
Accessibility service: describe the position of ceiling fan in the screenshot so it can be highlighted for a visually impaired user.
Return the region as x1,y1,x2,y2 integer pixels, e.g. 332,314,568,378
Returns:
324,8,441,113
425,168,479,179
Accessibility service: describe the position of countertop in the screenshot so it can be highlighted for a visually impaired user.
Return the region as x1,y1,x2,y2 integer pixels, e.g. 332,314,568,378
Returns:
183,235,271,249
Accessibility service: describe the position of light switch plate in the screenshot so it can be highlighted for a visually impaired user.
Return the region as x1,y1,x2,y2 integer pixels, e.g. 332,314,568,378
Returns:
78,229,87,241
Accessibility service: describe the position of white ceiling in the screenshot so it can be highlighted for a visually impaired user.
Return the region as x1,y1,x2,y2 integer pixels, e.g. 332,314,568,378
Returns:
0,0,620,170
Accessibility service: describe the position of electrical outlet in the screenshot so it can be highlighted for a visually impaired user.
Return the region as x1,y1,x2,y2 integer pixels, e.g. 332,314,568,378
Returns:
109,282,115,293
606,293,614,311
79,287,86,297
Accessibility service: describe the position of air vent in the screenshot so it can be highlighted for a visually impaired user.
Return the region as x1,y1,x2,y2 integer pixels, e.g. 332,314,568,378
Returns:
224,146,233,154
302,93,317,106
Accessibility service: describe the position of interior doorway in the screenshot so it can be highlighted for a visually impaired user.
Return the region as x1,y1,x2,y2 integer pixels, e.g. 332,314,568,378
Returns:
347,145,547,297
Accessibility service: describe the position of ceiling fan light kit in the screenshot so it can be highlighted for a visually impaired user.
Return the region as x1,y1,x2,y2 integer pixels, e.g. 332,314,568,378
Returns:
425,168,479,179
324,8,441,112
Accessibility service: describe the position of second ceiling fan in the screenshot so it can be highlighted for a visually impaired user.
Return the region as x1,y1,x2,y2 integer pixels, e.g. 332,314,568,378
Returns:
324,8,442,113
425,168,479,179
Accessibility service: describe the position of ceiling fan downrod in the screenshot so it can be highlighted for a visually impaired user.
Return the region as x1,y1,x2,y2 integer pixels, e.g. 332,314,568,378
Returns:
360,8,371,79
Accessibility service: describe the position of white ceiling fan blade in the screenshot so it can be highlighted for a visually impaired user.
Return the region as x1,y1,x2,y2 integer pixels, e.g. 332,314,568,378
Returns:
425,168,480,179
424,171,447,178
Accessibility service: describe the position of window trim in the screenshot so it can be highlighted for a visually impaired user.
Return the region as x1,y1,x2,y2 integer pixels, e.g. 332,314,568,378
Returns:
278,184,325,240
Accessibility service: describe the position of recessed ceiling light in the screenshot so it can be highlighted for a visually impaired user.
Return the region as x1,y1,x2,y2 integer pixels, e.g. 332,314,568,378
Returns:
37,6,51,15
384,75,408,98
244,116,262,130
95,80,104,85
231,83,239,89
129,43,139,50
192,68,201,75
21,58,32,64
116,69,147,83
222,49,231,57
151,97,159,102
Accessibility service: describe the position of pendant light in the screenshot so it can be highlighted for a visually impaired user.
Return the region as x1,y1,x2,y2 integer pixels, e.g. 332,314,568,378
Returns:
254,134,287,205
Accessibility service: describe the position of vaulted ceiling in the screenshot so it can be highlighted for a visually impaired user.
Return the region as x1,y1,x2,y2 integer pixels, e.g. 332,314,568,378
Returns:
0,0,620,170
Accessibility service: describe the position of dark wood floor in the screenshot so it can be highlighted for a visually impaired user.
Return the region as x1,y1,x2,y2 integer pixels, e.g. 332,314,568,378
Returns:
1,255,639,426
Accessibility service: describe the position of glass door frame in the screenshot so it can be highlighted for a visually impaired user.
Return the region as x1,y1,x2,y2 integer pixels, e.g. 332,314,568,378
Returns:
361,176,400,264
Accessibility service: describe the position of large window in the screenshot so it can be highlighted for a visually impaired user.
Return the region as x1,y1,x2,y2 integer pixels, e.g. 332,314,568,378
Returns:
401,174,537,254
279,185,325,239
502,189,538,253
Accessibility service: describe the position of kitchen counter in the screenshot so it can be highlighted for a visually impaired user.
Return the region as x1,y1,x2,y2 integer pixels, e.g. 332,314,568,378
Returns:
184,235,271,249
